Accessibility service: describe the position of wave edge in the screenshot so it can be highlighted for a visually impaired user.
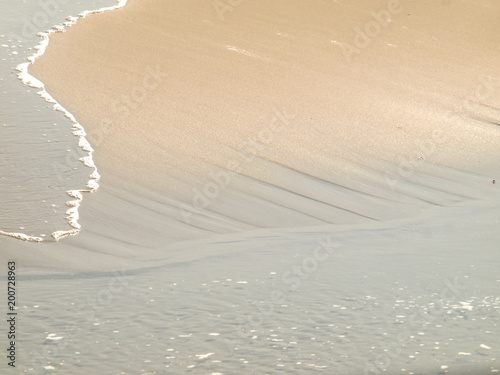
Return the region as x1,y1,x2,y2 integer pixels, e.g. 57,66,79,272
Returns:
2,0,129,243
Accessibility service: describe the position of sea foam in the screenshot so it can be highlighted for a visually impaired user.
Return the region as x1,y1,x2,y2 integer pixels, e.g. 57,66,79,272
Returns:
3,0,129,242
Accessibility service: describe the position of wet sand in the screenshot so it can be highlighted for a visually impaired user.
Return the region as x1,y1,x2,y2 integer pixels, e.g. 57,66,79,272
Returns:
22,0,500,253
1,0,500,373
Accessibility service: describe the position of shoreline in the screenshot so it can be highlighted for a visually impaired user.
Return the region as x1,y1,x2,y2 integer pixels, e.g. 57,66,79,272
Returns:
1,0,128,242
2,3,499,373
25,0,500,248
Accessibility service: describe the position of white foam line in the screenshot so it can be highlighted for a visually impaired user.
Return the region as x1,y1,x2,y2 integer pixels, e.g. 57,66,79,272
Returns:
2,0,129,243
0,231,43,243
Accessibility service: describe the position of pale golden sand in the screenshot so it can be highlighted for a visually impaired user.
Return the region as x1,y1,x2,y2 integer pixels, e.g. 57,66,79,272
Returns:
29,0,500,180
12,0,499,270
3,3,500,373
3,2,500,374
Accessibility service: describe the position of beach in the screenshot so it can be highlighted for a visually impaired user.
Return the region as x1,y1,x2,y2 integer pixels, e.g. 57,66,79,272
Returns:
1,0,500,373
19,0,500,252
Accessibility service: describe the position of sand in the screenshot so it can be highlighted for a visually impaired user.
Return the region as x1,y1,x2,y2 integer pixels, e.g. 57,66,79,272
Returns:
22,0,500,249
1,0,500,373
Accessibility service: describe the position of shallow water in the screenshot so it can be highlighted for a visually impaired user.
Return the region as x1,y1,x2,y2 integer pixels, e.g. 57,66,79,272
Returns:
1,0,500,374
14,197,500,374
0,0,120,240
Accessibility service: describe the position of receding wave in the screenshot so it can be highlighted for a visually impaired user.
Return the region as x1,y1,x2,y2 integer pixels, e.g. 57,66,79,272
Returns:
1,0,128,242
